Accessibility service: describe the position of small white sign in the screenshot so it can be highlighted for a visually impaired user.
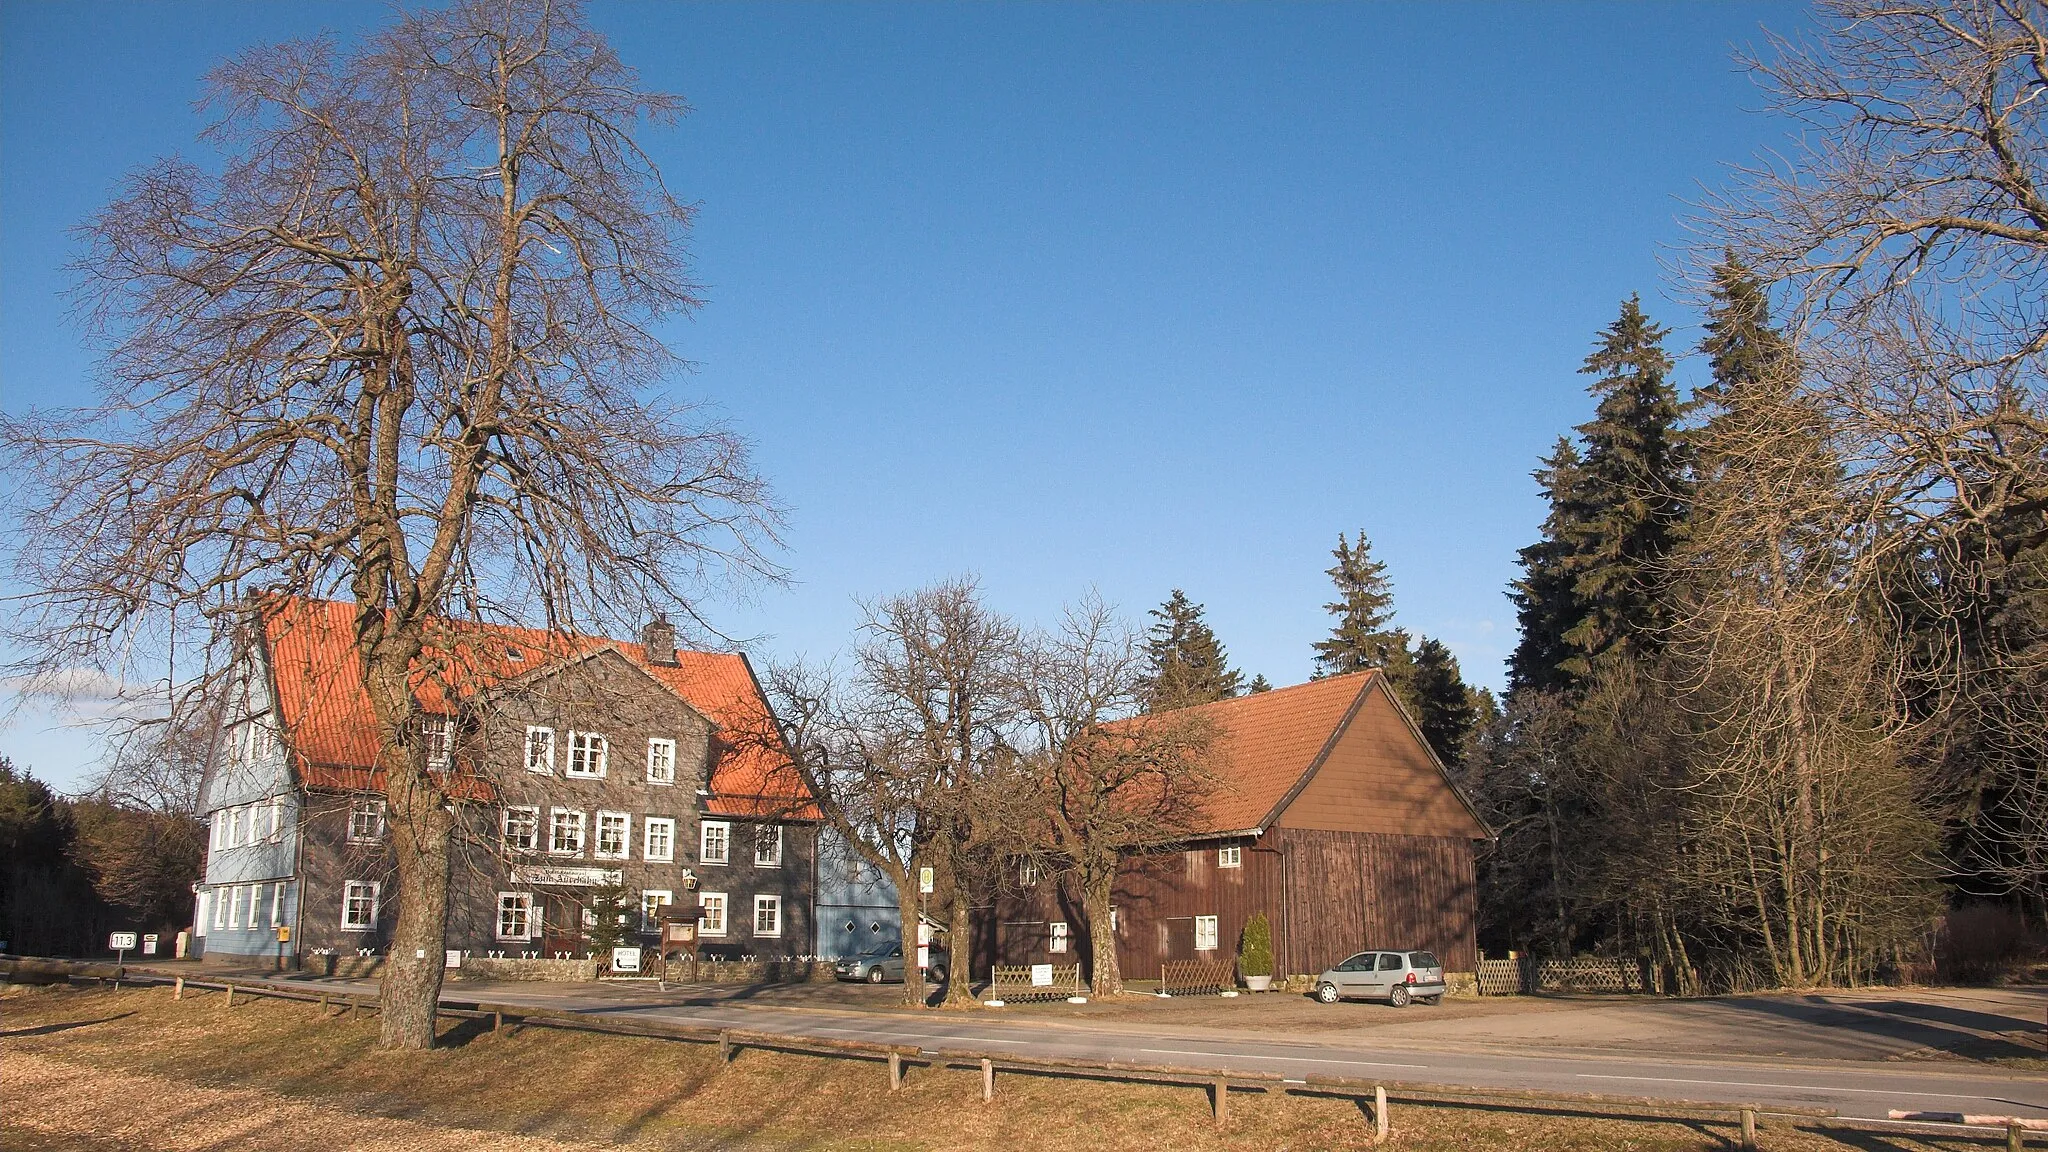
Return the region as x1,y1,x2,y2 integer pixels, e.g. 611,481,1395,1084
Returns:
1030,963,1054,987
611,946,642,973
141,935,159,955
445,950,463,969
918,866,934,894
108,932,137,951
917,945,930,970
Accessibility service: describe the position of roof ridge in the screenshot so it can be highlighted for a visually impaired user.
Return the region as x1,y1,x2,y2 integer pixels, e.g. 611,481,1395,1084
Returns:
1148,668,1378,718
269,594,743,662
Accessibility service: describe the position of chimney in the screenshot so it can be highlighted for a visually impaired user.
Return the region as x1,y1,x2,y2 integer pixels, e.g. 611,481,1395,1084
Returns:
641,616,678,666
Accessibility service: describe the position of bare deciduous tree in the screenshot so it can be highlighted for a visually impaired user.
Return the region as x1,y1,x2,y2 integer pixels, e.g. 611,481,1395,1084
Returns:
1703,0,2048,907
766,579,1019,1008
1014,595,1218,997
1,0,776,1048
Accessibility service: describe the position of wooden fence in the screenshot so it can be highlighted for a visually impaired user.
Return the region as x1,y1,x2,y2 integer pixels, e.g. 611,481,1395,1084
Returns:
987,964,1085,1002
12,957,2048,1149
1474,957,1648,996
1159,958,1235,996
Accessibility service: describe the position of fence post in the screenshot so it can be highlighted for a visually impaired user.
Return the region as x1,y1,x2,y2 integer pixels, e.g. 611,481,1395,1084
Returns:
1211,1077,1228,1125
319,994,329,1015
223,983,234,1009
1374,1085,1389,1142
719,1029,732,1064
1739,1106,1757,1150
492,1011,502,1033
2008,1119,2023,1152
888,1051,903,1092
980,1058,993,1103
173,977,183,1001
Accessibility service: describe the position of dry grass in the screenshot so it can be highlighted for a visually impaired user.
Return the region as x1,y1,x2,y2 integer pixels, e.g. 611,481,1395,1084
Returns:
0,983,2007,1151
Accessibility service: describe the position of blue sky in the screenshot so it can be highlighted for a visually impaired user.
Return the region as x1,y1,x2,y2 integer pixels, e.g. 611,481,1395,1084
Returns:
1,1,1807,791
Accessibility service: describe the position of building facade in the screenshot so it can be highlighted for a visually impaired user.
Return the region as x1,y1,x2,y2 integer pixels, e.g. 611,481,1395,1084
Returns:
974,671,1488,982
193,598,817,967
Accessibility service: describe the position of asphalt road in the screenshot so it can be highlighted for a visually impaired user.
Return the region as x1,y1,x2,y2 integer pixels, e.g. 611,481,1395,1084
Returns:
423,981,2048,1124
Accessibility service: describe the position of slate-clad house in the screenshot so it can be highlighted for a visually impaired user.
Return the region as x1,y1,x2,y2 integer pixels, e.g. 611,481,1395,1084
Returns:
193,597,817,967
814,829,904,960
976,670,1488,982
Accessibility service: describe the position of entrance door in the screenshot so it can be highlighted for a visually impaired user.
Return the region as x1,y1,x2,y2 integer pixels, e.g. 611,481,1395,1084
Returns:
541,893,586,957
1163,917,1195,964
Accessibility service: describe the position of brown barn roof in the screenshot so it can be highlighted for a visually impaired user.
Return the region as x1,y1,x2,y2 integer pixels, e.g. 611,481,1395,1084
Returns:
1129,670,1483,839
258,597,812,818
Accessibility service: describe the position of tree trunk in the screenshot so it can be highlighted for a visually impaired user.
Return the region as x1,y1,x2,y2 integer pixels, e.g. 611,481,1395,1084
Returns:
1083,872,1121,997
362,641,454,1051
942,876,976,1009
894,872,927,1009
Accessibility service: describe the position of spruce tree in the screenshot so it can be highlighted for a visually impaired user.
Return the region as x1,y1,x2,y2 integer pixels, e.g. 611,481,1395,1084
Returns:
1410,637,1479,766
1557,296,1691,681
1508,439,1591,697
1312,532,1417,700
1141,590,1243,711
1247,674,1273,694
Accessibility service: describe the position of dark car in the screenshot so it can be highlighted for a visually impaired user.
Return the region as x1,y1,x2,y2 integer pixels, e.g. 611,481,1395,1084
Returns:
832,942,949,985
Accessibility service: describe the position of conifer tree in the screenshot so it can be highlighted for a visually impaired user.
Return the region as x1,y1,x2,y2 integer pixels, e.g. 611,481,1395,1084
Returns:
1410,637,1479,766
1557,296,1691,681
1313,532,1416,700
1247,674,1273,694
1508,439,1591,697
1141,590,1243,711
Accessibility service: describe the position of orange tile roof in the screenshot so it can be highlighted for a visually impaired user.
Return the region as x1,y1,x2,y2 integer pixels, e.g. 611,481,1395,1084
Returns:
259,598,812,817
1131,671,1381,835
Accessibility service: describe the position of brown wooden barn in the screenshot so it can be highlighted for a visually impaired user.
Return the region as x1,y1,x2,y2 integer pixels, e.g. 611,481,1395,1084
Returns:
973,670,1488,983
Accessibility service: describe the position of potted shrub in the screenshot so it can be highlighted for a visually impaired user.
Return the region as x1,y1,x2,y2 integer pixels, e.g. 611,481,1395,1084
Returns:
1239,912,1275,991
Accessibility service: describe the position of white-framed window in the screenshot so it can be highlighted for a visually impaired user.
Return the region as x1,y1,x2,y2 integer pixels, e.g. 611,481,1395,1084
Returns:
228,884,245,928
266,799,285,841
640,889,673,931
271,881,287,928
228,806,246,848
209,811,225,851
549,808,586,856
698,892,727,936
1050,922,1069,953
419,715,453,770
341,881,380,931
347,798,386,843
595,811,631,859
643,817,675,862
525,726,556,774
496,892,534,940
1195,915,1219,952
646,737,676,786
196,890,211,936
755,824,783,867
1018,859,1039,887
1218,846,1242,869
700,820,730,865
566,730,608,778
753,894,782,938
502,805,540,852
212,887,228,929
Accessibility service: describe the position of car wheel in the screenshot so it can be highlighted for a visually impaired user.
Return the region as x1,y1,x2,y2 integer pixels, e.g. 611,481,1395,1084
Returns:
867,966,886,984
1315,982,1340,1004
1389,984,1411,1008
927,965,948,985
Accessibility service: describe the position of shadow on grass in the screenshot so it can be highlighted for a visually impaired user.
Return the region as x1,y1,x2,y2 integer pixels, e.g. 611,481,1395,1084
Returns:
0,1013,135,1038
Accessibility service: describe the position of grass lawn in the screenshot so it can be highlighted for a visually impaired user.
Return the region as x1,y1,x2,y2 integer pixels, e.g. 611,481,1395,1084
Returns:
0,983,2010,1151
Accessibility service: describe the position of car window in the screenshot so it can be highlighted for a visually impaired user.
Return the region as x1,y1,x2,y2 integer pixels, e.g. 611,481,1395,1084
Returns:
1409,952,1440,969
1378,954,1404,971
1340,953,1373,972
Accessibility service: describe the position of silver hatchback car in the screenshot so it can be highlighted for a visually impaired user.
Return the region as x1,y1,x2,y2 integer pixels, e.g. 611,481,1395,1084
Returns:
831,943,949,985
1314,950,1446,1006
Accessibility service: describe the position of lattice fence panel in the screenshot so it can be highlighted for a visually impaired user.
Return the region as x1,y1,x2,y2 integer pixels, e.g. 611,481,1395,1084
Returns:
1533,958,1642,993
989,964,1085,1001
1475,958,1523,996
1160,958,1236,996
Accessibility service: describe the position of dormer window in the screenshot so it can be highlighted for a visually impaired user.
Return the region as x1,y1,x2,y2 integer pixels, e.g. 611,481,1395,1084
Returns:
506,646,525,662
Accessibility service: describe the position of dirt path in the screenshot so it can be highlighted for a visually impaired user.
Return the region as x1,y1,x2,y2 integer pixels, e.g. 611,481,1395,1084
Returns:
0,1052,619,1152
